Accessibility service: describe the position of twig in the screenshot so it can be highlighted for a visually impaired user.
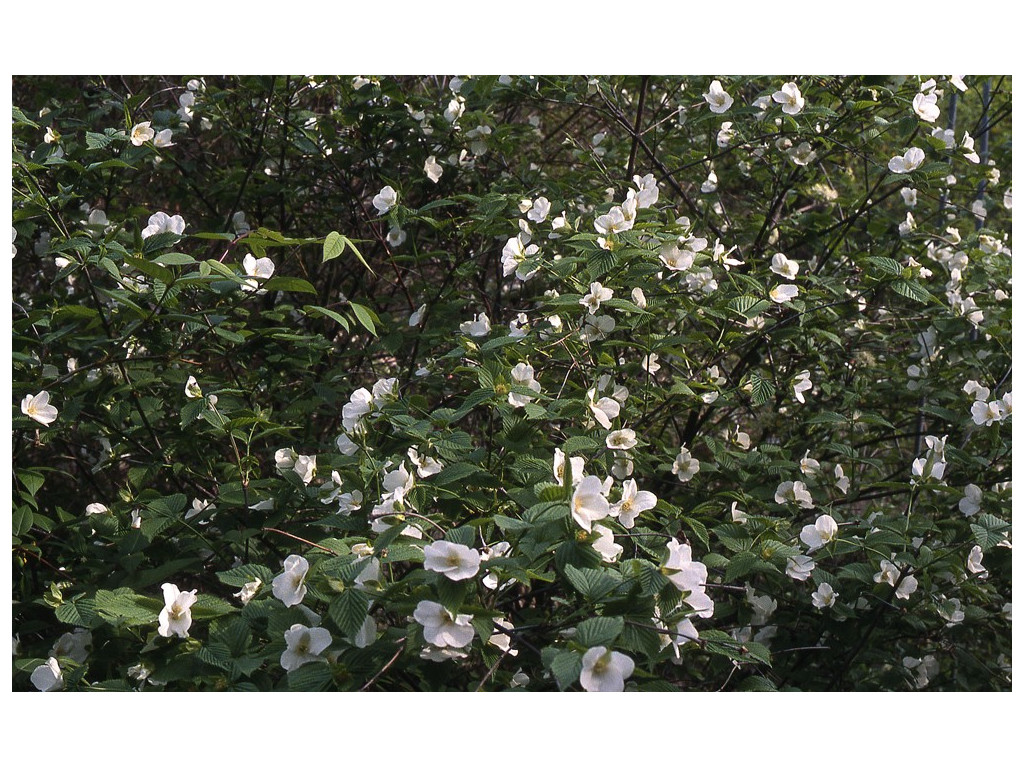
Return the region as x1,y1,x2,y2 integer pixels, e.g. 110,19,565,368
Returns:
359,638,407,691
261,527,340,554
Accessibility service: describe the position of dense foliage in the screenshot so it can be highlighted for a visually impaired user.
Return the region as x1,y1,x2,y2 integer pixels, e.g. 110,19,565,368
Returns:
12,75,1011,692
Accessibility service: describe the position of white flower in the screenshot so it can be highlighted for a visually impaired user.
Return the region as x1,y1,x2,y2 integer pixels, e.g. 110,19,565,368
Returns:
527,196,551,223
342,388,373,432
508,362,542,407
888,148,926,174
372,185,398,214
184,375,202,399
769,284,799,303
787,141,817,167
21,391,58,426
280,624,332,671
130,121,156,146
895,574,918,600
571,475,612,532
501,234,539,279
700,170,718,194
800,514,838,552
703,80,734,114
407,447,443,479
233,579,262,604
613,478,656,529
716,121,735,148
158,583,198,638
730,501,748,524
424,155,443,183
971,400,1006,426
663,540,714,617
241,253,275,292
673,447,700,482
770,252,799,280
912,91,941,123
553,448,585,487
293,454,316,485
811,582,836,609
899,212,917,237
413,600,475,648
631,287,648,309
43,126,60,144
606,429,637,451
659,241,696,272
592,524,623,563
580,281,613,314
967,545,987,576
460,312,491,337
938,597,965,625
587,388,620,429
487,618,518,656
792,370,812,403
960,132,980,164
580,313,615,343
85,502,109,516
153,129,174,148
772,82,805,115
141,211,186,239
31,658,63,692
272,554,310,607
959,484,983,516
579,646,634,692
50,629,92,663
834,464,850,494
901,187,918,207
423,540,481,581
776,480,814,509
786,554,815,581
443,97,465,124
800,451,820,475
631,173,659,208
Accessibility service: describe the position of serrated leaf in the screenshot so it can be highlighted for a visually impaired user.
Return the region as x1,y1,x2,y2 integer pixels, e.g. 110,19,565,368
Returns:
546,648,582,691
216,564,274,589
575,615,625,647
563,564,623,601
328,589,370,639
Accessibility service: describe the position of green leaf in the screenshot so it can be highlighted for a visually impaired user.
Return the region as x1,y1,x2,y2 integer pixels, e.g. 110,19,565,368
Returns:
545,647,582,691
749,371,776,406
287,661,332,691
328,589,370,639
575,615,625,647
563,564,623,601
263,276,318,295
323,231,346,262
349,302,378,336
216,564,274,588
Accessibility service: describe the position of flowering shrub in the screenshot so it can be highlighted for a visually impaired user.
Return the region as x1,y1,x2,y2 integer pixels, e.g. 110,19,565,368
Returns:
12,75,1011,691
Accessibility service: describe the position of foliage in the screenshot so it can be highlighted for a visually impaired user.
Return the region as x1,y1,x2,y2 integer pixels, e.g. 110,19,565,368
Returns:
12,74,1011,691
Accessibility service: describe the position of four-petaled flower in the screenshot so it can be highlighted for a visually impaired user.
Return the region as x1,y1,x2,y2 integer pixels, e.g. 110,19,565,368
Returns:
571,475,612,532
579,646,634,692
158,583,198,638
792,370,812,403
772,82,805,115
272,554,310,607
30,657,63,692
613,478,656,529
372,185,398,214
241,253,275,293
141,211,186,240
580,281,613,314
423,540,482,581
280,624,332,671
21,391,58,426
800,514,838,552
703,80,734,114
424,156,443,183
811,582,836,609
413,600,475,648
888,148,925,174
130,121,156,146
508,362,541,408
776,480,814,509
673,447,700,482
769,284,799,303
